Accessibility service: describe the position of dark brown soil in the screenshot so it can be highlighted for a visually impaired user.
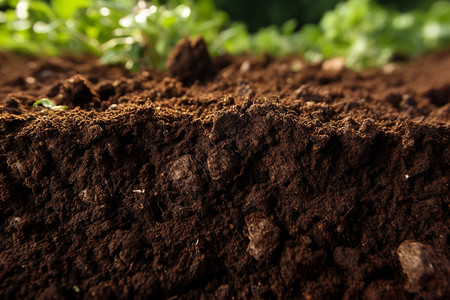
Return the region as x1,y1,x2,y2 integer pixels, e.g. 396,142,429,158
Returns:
0,48,449,299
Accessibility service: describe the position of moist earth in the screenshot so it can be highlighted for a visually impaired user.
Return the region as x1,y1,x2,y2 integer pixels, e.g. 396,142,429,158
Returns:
0,48,449,299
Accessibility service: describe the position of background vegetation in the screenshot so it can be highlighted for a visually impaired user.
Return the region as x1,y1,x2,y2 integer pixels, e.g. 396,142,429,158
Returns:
0,0,449,71
214,0,443,32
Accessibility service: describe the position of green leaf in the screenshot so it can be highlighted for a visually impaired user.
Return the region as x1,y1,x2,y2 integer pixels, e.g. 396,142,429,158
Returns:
282,19,297,35
33,98,68,110
160,14,177,28
28,1,55,20
51,0,90,19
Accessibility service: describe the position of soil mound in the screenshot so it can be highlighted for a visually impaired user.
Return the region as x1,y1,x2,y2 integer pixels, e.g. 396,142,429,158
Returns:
166,36,216,84
0,50,449,299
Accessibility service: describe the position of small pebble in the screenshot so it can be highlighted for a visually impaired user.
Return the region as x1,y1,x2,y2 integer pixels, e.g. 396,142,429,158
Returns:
207,147,238,181
107,104,119,111
167,154,201,191
400,94,416,110
240,60,250,73
321,57,346,73
397,240,450,298
215,284,231,300
25,77,36,84
236,81,254,98
246,214,280,262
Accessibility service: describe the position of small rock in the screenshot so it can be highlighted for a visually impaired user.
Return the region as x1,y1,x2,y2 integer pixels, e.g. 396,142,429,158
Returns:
6,155,26,177
215,284,231,300
81,124,103,144
400,94,416,110
240,60,250,73
321,57,346,74
167,154,202,191
397,240,450,299
207,146,239,181
166,36,216,84
359,119,376,135
382,63,399,74
25,77,36,84
79,188,94,204
246,213,280,262
236,81,254,98
106,104,119,111
290,59,305,72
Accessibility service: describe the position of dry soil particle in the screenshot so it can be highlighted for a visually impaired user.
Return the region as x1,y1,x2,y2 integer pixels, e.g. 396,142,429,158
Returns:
0,49,449,299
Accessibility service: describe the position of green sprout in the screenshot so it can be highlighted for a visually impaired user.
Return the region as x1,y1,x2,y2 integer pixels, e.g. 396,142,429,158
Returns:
32,98,68,110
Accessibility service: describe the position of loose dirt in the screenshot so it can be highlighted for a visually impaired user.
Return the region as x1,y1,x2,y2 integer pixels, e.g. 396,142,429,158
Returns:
0,48,449,299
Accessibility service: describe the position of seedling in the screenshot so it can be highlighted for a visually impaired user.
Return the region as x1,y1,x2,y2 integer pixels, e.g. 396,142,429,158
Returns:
32,98,68,110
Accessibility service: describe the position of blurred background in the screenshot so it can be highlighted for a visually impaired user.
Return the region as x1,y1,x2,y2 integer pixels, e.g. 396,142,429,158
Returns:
214,0,442,32
0,0,449,70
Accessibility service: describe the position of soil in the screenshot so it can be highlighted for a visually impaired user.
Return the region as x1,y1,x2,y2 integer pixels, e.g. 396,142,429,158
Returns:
0,47,449,300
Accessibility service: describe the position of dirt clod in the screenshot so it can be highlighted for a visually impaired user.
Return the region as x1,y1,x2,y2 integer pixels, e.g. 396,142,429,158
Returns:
166,36,216,84
56,74,100,108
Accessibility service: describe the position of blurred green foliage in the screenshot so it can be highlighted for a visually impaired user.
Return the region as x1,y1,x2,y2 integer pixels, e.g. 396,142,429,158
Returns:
0,0,231,70
298,0,450,69
214,0,340,33
0,0,449,71
214,0,444,32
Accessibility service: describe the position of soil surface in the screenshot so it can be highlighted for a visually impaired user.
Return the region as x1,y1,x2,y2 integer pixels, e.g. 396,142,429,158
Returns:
0,48,449,299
